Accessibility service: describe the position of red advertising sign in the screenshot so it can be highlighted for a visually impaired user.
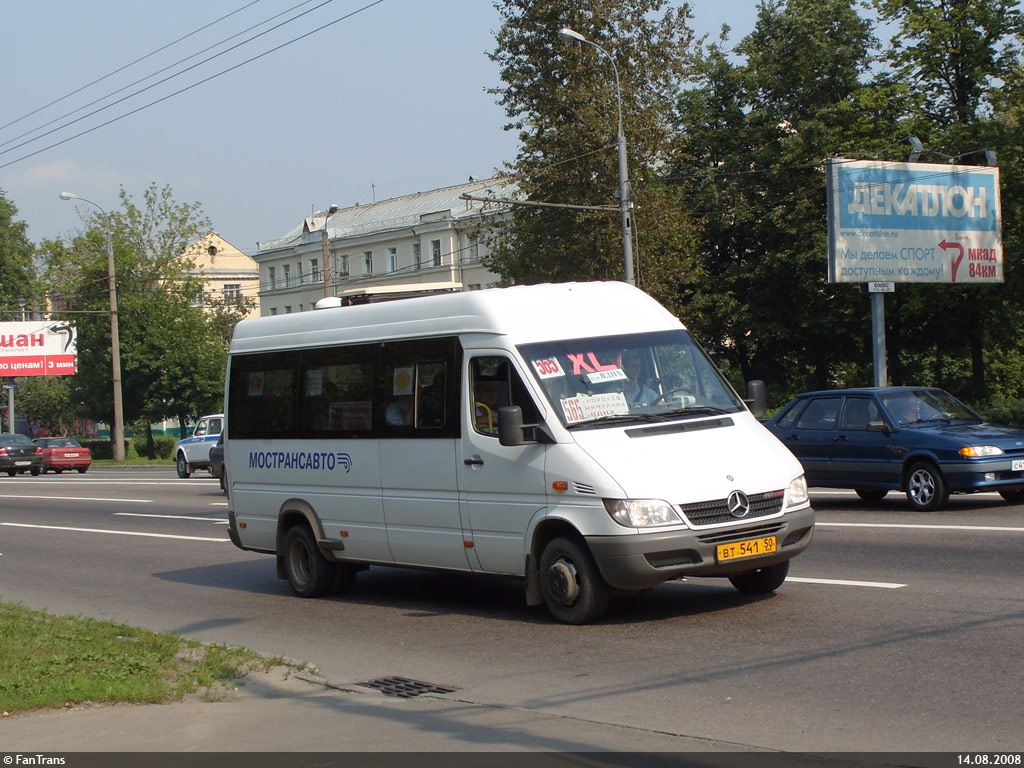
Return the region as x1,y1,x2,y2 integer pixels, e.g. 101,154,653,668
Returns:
0,322,78,377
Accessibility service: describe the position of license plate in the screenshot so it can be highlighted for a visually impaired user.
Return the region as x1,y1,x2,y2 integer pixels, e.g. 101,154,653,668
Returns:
717,535,777,563
1013,460,1024,471
65,453,79,458
15,460,30,466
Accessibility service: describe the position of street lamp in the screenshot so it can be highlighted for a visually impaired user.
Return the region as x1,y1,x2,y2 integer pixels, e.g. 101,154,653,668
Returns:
558,27,635,285
59,192,125,462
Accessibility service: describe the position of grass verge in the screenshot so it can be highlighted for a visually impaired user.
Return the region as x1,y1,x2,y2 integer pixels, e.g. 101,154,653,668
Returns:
0,602,283,715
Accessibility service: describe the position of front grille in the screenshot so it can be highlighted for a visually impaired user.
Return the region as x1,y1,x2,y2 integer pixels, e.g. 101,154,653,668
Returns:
696,521,785,545
680,490,785,527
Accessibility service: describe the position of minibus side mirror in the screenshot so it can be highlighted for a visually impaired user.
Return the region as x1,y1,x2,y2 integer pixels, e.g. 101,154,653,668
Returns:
498,406,526,446
745,380,767,419
497,406,556,446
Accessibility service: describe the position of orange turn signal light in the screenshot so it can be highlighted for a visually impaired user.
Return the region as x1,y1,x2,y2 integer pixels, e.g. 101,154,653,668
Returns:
552,481,569,492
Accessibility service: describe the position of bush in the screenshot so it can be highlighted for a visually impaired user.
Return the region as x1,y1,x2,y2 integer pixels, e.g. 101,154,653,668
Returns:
78,439,129,460
130,434,177,459
978,397,1024,428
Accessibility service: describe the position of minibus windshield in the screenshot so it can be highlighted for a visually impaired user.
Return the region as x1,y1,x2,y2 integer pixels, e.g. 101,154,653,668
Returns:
519,330,745,429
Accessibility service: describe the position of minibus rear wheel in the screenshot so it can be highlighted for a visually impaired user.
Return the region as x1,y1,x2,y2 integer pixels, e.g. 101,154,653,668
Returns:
539,537,610,625
283,525,335,598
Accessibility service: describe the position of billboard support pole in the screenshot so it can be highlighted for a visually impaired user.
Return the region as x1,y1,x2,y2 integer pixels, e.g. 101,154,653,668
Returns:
6,386,13,433
870,292,887,387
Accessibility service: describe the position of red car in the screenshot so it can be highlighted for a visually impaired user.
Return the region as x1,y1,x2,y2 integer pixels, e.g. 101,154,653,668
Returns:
33,437,92,474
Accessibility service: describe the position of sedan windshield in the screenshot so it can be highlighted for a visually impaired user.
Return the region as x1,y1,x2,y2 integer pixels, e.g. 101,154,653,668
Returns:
519,329,745,429
879,388,983,426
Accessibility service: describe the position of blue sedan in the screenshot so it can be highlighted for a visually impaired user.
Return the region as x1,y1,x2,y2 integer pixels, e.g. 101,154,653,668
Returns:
763,387,1024,511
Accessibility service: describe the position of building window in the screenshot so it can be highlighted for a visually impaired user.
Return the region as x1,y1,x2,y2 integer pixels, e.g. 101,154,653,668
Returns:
413,242,421,270
282,264,291,287
467,235,480,263
339,254,349,276
431,239,442,267
284,305,292,314
363,250,373,275
388,246,398,273
269,307,278,316
310,258,320,282
223,283,241,301
296,262,303,284
268,266,276,290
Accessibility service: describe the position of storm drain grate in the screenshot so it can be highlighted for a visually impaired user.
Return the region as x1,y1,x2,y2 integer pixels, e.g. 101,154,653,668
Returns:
358,676,458,699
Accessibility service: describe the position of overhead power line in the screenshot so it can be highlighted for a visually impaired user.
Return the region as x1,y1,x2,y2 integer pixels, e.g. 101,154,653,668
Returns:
0,0,323,153
0,0,267,134
0,0,385,170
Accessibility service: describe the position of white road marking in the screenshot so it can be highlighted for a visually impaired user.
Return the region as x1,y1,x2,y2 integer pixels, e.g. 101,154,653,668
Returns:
113,512,229,526
788,576,905,589
0,494,152,504
0,522,228,542
818,522,1024,533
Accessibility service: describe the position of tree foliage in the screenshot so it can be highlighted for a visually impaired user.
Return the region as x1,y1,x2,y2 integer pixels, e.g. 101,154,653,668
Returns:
39,183,231,435
670,0,880,397
491,0,1024,407
0,189,35,315
485,0,698,311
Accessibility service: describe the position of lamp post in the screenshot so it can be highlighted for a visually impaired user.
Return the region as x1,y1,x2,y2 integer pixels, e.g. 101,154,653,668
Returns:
558,27,635,285
59,192,125,462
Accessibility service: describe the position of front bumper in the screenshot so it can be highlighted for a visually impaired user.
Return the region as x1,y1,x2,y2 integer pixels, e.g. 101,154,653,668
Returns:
942,459,1024,493
585,506,815,591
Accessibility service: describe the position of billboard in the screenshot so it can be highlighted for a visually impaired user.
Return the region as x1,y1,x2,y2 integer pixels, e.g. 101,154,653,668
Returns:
0,321,78,377
827,159,1002,284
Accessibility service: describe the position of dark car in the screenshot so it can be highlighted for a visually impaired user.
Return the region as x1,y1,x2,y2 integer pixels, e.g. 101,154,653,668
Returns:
209,433,226,494
33,437,92,474
0,434,44,477
763,386,1024,511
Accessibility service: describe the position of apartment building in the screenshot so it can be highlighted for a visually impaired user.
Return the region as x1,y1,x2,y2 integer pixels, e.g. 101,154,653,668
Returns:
253,177,513,316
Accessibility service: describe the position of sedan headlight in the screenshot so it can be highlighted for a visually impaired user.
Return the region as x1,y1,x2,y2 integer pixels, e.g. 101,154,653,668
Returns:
603,499,682,528
787,474,809,507
960,445,1003,457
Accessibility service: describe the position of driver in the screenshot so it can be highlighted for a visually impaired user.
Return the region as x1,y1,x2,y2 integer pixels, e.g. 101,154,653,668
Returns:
621,352,660,407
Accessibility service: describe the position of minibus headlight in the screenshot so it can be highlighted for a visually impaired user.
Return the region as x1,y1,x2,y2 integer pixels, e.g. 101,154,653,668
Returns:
787,475,809,507
603,499,682,528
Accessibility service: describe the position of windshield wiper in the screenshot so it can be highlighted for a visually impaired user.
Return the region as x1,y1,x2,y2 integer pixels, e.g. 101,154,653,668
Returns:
567,413,666,429
661,405,731,418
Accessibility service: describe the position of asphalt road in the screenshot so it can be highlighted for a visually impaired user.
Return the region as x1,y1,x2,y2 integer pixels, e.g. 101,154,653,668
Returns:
1,467,1022,753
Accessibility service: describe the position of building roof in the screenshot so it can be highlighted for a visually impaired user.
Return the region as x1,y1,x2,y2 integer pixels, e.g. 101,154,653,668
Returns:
256,177,516,253
180,233,258,277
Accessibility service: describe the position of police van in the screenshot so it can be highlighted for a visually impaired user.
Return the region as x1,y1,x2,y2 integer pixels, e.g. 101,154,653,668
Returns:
224,282,813,623
174,413,223,478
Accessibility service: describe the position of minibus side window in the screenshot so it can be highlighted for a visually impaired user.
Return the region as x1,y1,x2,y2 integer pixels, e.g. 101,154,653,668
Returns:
227,351,300,439
379,337,461,439
300,345,375,437
470,356,540,437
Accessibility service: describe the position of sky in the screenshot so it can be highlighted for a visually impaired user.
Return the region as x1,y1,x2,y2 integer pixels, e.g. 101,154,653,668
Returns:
0,0,756,255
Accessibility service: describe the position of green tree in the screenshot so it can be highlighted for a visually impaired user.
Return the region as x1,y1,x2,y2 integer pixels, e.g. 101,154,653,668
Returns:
485,0,697,309
670,0,881,399
40,184,225,442
873,0,1024,400
0,189,35,316
14,376,80,436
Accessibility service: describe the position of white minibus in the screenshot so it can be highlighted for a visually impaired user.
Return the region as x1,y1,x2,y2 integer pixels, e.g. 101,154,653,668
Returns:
224,282,813,623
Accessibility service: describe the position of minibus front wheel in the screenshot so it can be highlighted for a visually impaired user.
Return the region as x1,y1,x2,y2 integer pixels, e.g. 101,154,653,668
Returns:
539,537,610,625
